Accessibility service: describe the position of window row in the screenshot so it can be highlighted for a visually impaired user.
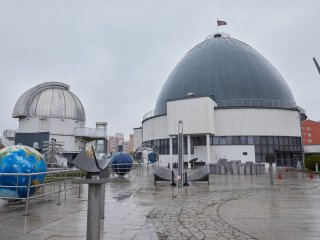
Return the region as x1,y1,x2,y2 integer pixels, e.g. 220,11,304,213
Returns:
143,136,302,155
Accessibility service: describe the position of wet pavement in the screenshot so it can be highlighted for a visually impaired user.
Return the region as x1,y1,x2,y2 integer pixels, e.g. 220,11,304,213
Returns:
1,168,320,240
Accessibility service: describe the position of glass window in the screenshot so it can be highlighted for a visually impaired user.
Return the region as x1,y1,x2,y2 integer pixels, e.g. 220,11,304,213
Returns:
213,136,220,145
240,136,248,145
292,137,297,146
233,136,240,145
172,138,178,154
289,137,294,146
261,145,268,154
255,153,262,162
255,145,261,153
268,145,274,153
261,136,267,145
226,136,232,145
248,136,254,145
274,136,279,145
261,153,268,163
220,136,227,144
254,136,260,145
297,137,302,147
284,137,289,145
279,137,284,146
193,136,206,146
267,136,274,145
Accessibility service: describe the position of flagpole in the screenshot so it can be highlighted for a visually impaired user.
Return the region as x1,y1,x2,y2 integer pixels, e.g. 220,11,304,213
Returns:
216,20,218,33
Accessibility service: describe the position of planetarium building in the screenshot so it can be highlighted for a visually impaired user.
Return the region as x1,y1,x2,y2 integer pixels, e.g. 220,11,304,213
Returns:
137,33,306,167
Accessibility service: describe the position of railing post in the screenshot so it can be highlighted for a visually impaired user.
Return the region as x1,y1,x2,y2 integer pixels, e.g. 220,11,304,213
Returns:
16,175,19,196
57,172,61,205
24,175,32,216
64,171,67,200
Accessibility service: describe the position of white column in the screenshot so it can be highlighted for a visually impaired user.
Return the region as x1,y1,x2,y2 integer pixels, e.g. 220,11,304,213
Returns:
206,134,210,164
187,135,191,168
169,136,173,168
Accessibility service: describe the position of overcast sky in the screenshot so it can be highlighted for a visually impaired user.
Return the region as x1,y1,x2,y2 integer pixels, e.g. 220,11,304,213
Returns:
1,1,320,140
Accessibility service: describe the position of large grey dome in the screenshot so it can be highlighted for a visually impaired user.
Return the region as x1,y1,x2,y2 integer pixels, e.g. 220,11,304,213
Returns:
13,82,86,122
155,33,296,115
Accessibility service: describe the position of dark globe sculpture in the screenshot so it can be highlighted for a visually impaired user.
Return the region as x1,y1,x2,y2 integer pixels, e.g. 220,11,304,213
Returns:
148,152,158,164
111,152,133,176
0,145,47,198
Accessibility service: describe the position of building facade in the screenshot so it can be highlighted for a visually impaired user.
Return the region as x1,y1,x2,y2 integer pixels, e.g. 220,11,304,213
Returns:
136,33,306,167
108,133,124,154
302,119,320,155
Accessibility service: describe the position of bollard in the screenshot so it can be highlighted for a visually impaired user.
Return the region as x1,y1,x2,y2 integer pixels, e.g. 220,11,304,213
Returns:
183,172,189,186
170,171,176,186
269,163,274,185
177,121,183,188
277,173,282,179
315,163,319,172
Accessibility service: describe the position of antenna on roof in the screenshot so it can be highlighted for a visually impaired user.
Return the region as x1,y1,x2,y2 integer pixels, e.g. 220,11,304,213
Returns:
313,57,320,75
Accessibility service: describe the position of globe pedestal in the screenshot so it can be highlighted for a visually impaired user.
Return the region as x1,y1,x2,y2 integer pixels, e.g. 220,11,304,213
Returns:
73,178,109,240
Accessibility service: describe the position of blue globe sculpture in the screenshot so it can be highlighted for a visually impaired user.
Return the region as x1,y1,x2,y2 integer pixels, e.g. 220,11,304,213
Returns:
111,152,133,175
148,152,158,164
0,145,47,198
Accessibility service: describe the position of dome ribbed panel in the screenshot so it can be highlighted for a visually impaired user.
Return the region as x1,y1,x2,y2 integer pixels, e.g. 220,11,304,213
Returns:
12,82,86,122
154,36,296,115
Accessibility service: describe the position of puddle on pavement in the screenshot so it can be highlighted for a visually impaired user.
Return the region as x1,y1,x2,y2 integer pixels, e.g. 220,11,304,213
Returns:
113,193,132,201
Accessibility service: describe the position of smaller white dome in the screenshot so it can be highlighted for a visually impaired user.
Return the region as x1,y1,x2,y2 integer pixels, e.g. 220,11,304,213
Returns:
12,82,86,122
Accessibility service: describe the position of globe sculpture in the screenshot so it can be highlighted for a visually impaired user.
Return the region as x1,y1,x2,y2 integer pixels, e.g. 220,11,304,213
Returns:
0,145,47,198
148,152,158,164
111,152,133,176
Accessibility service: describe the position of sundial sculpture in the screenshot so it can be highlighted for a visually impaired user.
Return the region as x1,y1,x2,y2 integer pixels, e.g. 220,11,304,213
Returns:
72,147,111,240
72,147,111,178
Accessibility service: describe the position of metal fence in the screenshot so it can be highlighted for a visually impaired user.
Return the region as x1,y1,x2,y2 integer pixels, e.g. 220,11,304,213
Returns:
0,168,82,216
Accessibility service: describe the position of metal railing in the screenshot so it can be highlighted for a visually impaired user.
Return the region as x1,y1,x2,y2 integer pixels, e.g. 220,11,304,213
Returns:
143,99,301,121
74,127,107,139
0,168,82,215
109,162,147,178
3,129,16,139
0,136,14,147
215,99,298,109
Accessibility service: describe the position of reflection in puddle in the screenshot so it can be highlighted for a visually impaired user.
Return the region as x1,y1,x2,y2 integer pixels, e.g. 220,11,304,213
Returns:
113,193,132,201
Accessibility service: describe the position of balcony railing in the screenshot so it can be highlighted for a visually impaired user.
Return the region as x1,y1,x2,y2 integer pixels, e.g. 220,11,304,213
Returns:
143,99,301,121
0,136,14,147
74,127,107,139
3,129,16,139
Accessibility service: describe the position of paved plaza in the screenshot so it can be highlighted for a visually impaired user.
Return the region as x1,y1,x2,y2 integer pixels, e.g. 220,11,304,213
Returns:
1,168,320,240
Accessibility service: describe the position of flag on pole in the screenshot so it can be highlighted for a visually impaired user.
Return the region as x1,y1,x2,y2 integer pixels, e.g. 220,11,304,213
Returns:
217,20,227,26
